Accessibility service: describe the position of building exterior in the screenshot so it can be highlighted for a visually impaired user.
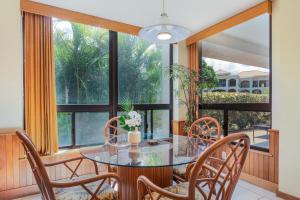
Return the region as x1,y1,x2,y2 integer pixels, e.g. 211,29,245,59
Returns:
205,69,269,94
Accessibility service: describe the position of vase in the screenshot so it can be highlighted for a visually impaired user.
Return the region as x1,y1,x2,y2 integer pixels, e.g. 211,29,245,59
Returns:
128,127,141,145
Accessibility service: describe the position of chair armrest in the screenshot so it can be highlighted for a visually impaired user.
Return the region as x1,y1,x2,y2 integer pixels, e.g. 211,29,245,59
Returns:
44,156,99,176
51,173,121,188
44,157,85,167
185,162,195,180
186,162,221,181
137,175,187,200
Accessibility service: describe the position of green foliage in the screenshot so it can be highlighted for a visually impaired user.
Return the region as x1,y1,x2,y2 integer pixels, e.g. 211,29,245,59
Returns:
119,98,134,131
167,61,218,131
54,22,109,104
202,92,269,104
119,98,133,114
201,60,219,89
118,33,164,104
202,92,270,130
54,20,165,142
54,21,164,105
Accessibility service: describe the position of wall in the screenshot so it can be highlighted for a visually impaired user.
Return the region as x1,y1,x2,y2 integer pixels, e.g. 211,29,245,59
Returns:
172,41,189,121
272,0,300,198
0,0,23,130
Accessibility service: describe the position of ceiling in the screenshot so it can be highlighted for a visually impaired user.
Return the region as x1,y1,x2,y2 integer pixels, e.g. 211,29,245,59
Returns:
223,14,270,47
32,0,265,34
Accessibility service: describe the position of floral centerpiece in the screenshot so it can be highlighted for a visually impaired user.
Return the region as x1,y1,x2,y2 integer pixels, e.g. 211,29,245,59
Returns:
119,99,142,145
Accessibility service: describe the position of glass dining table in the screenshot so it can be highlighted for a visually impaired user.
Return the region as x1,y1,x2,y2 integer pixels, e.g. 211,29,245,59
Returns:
80,133,207,200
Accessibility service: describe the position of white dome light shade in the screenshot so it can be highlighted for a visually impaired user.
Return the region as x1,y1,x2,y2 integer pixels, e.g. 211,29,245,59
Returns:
139,24,190,44
157,32,172,40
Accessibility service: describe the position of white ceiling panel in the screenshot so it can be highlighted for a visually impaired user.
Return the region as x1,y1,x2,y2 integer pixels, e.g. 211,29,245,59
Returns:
32,0,265,34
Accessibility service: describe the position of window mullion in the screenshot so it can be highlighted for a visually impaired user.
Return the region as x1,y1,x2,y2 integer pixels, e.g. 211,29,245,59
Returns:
109,31,118,118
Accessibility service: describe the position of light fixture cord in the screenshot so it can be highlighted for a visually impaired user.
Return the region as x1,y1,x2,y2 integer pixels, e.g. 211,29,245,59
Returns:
161,0,168,17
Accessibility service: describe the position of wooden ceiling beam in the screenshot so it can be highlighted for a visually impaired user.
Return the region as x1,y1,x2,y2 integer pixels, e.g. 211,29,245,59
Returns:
20,0,142,35
186,0,272,46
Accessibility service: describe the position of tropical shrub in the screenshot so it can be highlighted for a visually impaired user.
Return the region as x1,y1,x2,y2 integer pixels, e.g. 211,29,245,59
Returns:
202,92,269,104
201,92,270,130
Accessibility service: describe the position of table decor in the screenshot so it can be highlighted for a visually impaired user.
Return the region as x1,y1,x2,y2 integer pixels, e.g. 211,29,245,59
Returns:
119,99,142,145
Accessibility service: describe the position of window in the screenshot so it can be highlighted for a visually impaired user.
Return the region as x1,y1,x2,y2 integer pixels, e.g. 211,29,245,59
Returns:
54,19,172,148
228,111,271,149
200,14,271,151
118,33,170,104
218,79,226,87
253,80,258,88
229,79,236,87
54,19,109,105
240,80,250,88
259,80,268,87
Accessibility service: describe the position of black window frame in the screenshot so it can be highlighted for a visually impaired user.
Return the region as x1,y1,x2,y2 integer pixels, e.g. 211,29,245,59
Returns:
56,30,174,149
218,79,226,87
199,15,272,152
229,79,237,87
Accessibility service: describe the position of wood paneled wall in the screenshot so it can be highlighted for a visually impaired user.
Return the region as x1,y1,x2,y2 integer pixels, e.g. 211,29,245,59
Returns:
0,132,106,200
242,130,279,183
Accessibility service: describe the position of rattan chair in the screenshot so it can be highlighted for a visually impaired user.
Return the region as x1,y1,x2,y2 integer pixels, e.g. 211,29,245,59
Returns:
104,116,126,174
138,133,250,200
173,117,222,183
16,130,122,200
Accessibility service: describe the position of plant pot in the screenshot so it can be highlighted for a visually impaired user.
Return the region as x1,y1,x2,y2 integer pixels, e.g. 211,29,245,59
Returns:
128,129,141,145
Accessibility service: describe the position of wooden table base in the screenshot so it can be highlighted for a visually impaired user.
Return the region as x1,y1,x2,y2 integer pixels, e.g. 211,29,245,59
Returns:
117,166,173,200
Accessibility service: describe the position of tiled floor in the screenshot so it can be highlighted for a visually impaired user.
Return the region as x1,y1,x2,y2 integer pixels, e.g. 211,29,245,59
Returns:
15,180,282,200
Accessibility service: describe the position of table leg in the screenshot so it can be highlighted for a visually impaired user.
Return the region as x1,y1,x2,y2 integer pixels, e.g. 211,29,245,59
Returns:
117,166,173,200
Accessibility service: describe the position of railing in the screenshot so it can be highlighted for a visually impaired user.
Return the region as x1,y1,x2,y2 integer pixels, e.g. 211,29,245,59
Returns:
200,103,271,152
57,104,172,149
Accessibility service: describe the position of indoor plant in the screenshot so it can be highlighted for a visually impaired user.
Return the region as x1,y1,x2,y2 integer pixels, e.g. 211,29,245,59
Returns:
119,99,142,145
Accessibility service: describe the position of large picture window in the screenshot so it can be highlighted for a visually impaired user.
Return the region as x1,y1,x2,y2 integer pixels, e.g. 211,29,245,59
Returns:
53,19,172,148
200,14,271,151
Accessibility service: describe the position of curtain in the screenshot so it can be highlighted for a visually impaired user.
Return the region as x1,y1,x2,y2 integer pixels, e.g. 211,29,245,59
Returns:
23,12,58,155
188,43,200,120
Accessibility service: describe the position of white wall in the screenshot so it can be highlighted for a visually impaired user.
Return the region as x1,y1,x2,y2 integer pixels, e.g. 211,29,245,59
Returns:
272,0,300,197
172,41,189,121
0,0,23,130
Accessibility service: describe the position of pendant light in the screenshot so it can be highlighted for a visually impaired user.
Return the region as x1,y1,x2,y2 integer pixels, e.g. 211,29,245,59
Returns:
139,0,190,44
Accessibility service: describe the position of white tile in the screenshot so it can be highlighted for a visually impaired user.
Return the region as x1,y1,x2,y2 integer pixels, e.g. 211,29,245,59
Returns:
233,185,263,200
14,194,41,200
238,180,276,198
258,197,284,200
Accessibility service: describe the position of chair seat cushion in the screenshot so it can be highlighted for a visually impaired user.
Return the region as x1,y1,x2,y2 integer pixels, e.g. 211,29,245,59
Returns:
55,175,118,200
144,182,212,200
173,164,187,177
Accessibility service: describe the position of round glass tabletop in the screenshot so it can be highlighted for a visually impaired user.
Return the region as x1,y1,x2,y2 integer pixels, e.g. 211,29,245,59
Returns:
80,133,207,168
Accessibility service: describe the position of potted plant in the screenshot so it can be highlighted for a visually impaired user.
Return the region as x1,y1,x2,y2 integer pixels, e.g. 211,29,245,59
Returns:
119,99,142,145
168,62,218,133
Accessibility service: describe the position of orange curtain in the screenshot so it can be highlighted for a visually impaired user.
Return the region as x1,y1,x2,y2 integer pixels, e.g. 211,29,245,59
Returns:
188,43,200,120
23,12,58,155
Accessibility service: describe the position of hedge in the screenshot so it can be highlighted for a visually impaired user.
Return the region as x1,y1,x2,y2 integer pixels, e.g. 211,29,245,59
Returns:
202,92,269,104
201,92,270,130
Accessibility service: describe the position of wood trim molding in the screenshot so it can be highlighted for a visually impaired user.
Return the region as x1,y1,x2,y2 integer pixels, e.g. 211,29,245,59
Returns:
240,173,278,192
186,0,272,45
0,185,39,200
0,128,19,134
172,120,186,135
277,190,300,200
20,0,141,35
